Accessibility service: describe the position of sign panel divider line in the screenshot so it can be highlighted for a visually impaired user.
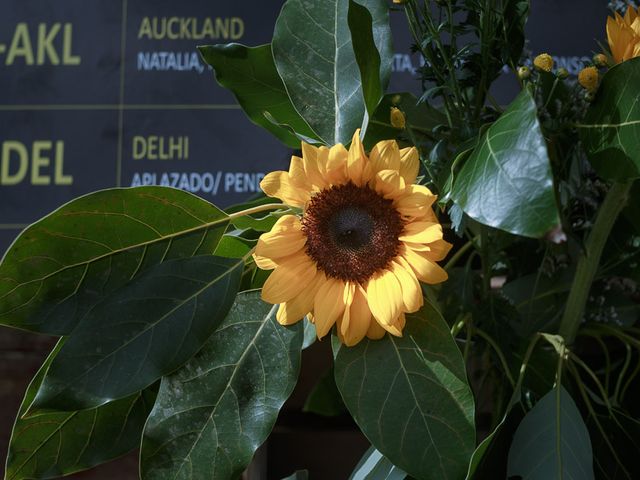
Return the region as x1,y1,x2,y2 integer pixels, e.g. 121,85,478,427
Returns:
116,0,129,187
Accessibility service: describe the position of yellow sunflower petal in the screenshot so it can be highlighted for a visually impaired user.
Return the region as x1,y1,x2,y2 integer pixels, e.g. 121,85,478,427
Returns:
382,313,406,337
375,169,406,199
399,147,419,184
366,269,403,326
369,140,401,174
347,130,368,186
325,143,349,185
340,286,372,346
260,171,310,208
366,319,386,340
403,247,449,284
288,155,311,190
276,271,325,325
395,184,437,217
253,254,277,270
314,277,347,339
255,215,305,260
390,260,423,313
423,238,453,262
262,253,317,304
399,221,442,244
301,142,327,190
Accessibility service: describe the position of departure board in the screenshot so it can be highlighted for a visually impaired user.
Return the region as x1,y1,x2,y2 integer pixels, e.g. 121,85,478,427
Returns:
0,0,611,252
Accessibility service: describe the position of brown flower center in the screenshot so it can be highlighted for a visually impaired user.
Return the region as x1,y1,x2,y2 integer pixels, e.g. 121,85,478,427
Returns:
301,182,404,283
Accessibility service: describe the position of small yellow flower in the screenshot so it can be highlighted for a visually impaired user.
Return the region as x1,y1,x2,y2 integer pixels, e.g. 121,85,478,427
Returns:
533,53,554,72
255,131,451,346
593,53,608,68
392,0,407,4
578,66,599,93
390,107,406,129
607,6,640,64
517,66,531,80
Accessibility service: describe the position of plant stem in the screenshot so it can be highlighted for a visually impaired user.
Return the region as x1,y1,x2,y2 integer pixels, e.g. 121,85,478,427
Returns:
227,203,288,221
558,180,633,344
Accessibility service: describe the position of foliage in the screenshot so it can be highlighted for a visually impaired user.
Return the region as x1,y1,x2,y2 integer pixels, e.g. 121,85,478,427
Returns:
1,0,639,479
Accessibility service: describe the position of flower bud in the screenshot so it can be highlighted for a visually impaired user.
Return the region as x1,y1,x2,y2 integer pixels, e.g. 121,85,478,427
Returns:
578,66,599,93
390,107,406,129
533,53,554,72
593,53,608,68
517,66,531,80
557,67,569,79
584,90,596,102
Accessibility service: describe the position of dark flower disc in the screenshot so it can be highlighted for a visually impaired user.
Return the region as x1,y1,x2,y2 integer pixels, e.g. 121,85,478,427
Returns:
302,182,404,283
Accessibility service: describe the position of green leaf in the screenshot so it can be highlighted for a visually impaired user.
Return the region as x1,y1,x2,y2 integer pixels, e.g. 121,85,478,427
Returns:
350,447,407,480
465,387,525,480
333,304,475,480
29,255,243,413
213,232,256,258
450,90,560,237
272,0,391,145
302,317,317,349
140,291,303,480
0,186,228,335
198,43,319,148
507,386,595,480
580,57,640,180
303,367,346,417
363,92,447,149
5,340,156,480
348,0,382,120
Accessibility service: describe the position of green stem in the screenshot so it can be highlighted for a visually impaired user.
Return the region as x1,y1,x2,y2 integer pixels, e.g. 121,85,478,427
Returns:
227,203,288,220
558,180,633,344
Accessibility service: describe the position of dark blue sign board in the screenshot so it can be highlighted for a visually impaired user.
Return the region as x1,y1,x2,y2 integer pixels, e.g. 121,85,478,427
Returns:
0,0,611,252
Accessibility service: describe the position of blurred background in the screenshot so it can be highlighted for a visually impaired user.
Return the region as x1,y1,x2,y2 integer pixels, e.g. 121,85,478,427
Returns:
0,1,616,478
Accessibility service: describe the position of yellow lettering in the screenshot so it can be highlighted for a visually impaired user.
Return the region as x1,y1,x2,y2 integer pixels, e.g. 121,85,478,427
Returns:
231,18,244,40
167,17,179,39
147,136,158,160
37,23,60,65
53,142,72,185
214,18,228,39
31,141,51,185
132,136,146,159
6,23,34,65
1,141,28,185
62,24,80,65
138,17,152,39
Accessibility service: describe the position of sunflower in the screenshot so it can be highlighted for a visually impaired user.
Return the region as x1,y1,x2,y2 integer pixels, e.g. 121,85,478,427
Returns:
254,130,451,346
607,6,640,64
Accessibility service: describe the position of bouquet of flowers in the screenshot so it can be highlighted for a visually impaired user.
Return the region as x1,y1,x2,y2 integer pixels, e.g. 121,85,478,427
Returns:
1,1,639,479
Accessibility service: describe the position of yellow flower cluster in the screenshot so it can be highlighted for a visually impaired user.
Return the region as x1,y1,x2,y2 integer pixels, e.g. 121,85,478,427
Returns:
578,66,599,93
607,6,640,64
533,53,554,72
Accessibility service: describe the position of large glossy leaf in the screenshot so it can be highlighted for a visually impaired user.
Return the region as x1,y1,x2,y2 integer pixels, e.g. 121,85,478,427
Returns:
140,291,303,480
5,341,156,480
348,0,383,120
507,386,594,480
334,304,475,480
198,43,319,148
272,0,391,145
0,187,228,335
29,255,243,413
450,90,559,238
579,57,640,180
350,447,407,480
465,387,525,480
